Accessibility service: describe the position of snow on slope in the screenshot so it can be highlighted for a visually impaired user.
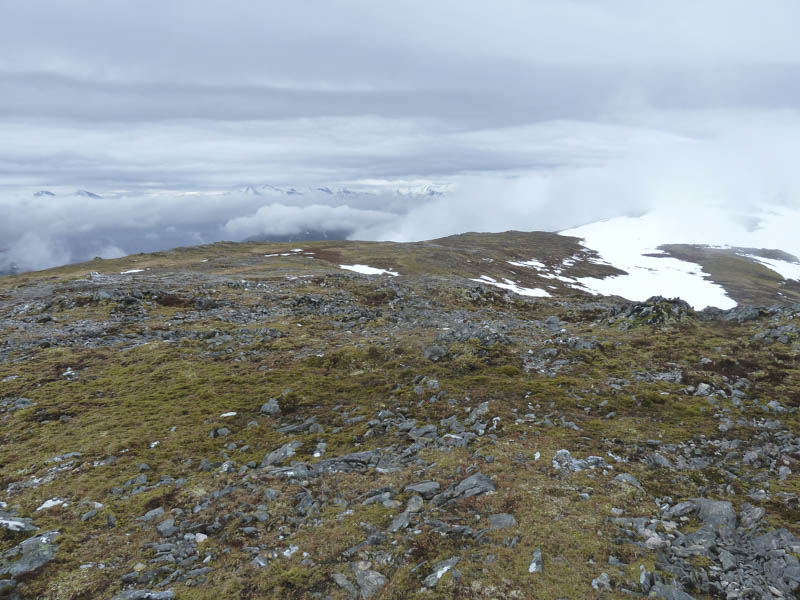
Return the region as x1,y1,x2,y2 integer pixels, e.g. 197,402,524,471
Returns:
740,255,800,282
558,203,800,310
340,264,399,276
470,275,551,297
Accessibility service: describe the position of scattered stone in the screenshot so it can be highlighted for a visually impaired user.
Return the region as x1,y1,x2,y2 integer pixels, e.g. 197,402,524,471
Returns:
423,556,460,587
552,449,608,472
452,472,495,498
649,583,694,600
423,345,448,362
352,561,387,599
261,440,302,467
614,473,643,490
332,573,358,599
591,572,611,591
0,513,37,533
693,498,736,530
528,547,543,574
405,495,424,513
404,481,440,499
488,513,517,530
139,507,164,522
260,398,281,415
110,591,175,600
387,512,410,533
156,518,177,537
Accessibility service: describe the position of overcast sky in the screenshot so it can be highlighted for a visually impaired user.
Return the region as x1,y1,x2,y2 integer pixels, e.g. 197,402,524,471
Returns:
2,1,800,271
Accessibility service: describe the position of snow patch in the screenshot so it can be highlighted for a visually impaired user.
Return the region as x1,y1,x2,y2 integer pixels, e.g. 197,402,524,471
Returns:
741,255,800,281
470,275,551,297
36,498,67,511
340,264,399,276
508,259,546,270
0,518,33,531
562,215,735,310
120,269,145,274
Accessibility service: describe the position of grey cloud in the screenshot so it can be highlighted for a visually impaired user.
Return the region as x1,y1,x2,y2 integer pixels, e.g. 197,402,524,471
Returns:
3,66,800,127
354,110,800,247
222,203,394,239
3,1,800,273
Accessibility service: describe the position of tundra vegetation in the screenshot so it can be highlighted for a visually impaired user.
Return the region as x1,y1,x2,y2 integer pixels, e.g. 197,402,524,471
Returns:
1,232,798,599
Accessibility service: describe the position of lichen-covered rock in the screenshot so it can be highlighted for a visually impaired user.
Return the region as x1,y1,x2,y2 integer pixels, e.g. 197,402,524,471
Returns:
0,530,59,578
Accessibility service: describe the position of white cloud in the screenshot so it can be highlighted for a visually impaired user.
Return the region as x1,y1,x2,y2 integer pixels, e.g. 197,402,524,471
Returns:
2,2,800,273
223,203,394,239
353,109,800,258
4,232,70,272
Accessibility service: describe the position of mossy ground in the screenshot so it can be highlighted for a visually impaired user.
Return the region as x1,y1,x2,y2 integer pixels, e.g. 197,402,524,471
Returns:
1,235,798,599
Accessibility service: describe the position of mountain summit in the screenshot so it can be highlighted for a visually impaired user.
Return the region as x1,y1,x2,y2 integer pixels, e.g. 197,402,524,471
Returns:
0,232,798,599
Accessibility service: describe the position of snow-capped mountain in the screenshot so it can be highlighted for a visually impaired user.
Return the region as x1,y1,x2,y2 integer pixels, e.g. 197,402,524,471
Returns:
234,182,447,199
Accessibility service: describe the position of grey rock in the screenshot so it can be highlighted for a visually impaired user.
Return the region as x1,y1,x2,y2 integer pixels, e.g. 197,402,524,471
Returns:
591,572,611,591
647,453,672,469
423,556,460,587
694,382,712,396
409,425,437,440
406,495,424,513
614,473,643,490
664,501,695,519
0,513,37,533
110,591,175,600
466,401,489,424
80,509,98,522
452,472,495,498
139,507,164,522
353,562,387,599
718,548,737,571
260,398,281,415
488,513,517,530
156,518,177,537
404,481,440,499
388,511,410,533
0,530,59,578
423,345,448,362
766,399,786,413
0,397,35,413
528,547,543,574
552,449,608,472
276,416,317,434
209,427,230,438
261,440,302,467
311,450,381,476
692,498,736,530
649,583,694,600
46,451,82,464
332,573,358,599
739,502,765,530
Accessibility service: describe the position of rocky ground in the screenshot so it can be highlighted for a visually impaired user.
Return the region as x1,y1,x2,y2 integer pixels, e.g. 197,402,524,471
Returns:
0,235,799,599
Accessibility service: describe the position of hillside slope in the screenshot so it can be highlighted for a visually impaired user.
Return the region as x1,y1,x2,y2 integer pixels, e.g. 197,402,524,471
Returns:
1,233,799,599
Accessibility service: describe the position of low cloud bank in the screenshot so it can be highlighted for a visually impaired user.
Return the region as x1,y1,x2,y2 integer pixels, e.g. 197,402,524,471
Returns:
3,110,800,273
223,203,394,239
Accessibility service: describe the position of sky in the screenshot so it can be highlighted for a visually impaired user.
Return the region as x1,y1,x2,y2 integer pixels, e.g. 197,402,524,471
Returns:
2,1,800,271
